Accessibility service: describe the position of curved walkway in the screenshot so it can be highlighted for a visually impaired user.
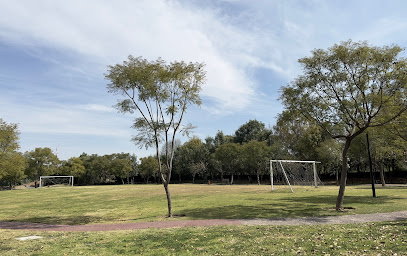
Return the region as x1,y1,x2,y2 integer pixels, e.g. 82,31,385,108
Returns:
0,211,406,232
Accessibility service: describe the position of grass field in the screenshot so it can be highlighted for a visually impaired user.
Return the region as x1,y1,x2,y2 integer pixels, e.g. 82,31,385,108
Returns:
1,184,406,255
1,184,406,225
1,221,406,255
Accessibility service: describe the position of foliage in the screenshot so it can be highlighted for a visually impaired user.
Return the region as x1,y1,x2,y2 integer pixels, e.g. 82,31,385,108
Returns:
79,153,112,185
214,143,241,182
106,55,205,217
0,119,20,154
280,40,407,210
59,157,85,177
174,137,209,183
274,110,325,160
138,156,159,183
0,152,26,187
234,119,267,144
0,119,26,186
108,153,133,184
24,147,59,187
241,140,270,184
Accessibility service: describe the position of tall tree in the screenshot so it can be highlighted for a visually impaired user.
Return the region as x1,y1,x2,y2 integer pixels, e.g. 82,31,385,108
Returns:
281,40,407,210
25,147,59,188
106,56,205,217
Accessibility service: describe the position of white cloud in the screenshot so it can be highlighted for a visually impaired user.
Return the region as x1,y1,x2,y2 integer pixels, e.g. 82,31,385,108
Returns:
0,0,259,113
78,104,114,113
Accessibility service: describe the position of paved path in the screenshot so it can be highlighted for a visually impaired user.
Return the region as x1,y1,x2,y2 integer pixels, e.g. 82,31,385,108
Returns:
0,211,406,232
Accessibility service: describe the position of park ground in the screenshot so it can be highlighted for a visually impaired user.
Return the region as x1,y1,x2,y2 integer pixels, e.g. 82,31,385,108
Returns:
0,184,406,255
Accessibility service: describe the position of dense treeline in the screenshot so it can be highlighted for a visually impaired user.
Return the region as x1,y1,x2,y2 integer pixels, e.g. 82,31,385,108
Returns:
1,117,406,189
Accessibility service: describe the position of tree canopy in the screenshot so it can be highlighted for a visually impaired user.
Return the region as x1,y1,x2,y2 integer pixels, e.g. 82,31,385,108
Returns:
280,40,407,210
105,56,205,217
0,119,26,187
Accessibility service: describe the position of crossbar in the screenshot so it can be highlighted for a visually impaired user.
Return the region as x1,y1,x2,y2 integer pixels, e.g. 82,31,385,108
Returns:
39,176,74,188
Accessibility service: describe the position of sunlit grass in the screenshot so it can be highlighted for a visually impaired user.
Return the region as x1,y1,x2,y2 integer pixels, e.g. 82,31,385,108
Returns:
1,221,406,255
0,184,406,225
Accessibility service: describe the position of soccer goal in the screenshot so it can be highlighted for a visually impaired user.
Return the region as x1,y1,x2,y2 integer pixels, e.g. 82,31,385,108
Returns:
39,176,74,188
270,160,322,192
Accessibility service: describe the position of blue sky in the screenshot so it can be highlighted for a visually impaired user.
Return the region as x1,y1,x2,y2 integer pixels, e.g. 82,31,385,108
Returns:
1,0,407,160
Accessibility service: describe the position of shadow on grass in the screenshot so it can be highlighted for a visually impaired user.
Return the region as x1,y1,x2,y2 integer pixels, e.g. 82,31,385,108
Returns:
180,194,402,220
2,215,103,225
353,186,407,190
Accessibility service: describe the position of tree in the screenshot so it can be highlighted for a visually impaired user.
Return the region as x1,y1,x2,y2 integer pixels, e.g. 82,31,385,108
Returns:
214,143,241,184
281,40,407,210
234,119,267,144
316,138,342,183
105,56,205,217
25,147,59,188
274,110,325,160
241,140,270,185
109,153,133,185
0,119,26,188
59,157,86,182
174,137,209,183
138,156,159,184
0,118,20,154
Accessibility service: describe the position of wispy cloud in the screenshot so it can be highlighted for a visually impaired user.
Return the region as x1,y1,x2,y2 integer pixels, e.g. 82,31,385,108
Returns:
0,0,261,113
2,0,407,159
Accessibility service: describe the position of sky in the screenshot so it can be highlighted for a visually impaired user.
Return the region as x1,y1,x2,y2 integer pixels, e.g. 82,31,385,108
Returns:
1,0,407,160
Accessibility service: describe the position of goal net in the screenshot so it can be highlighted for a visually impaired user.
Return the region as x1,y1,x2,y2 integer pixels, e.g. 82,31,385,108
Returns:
270,160,323,192
39,176,74,188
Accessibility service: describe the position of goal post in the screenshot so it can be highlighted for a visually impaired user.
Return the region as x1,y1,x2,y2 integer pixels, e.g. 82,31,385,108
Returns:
270,160,321,192
39,176,74,188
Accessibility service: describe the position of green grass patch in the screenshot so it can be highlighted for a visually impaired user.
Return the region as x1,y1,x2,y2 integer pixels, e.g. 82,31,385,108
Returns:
0,184,406,225
1,221,406,255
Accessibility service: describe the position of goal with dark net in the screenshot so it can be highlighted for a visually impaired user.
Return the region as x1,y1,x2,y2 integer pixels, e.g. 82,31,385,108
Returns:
39,176,74,188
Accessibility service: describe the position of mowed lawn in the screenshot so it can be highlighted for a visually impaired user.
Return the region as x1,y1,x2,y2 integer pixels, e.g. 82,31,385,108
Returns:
1,221,406,255
1,184,407,255
0,184,406,225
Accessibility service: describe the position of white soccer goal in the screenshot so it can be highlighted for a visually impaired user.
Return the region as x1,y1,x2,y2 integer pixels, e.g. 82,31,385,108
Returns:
39,176,74,188
270,160,322,192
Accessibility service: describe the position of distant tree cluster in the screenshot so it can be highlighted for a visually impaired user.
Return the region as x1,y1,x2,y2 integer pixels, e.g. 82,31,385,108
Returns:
1,114,407,190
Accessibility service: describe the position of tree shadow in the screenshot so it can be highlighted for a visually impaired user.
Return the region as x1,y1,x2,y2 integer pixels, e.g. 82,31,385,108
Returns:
2,215,103,225
180,194,403,220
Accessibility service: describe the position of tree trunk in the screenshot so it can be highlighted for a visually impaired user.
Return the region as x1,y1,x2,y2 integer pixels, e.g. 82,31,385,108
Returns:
257,171,260,185
192,174,195,184
379,161,386,187
163,182,173,217
336,139,352,211
230,173,234,185
336,167,339,186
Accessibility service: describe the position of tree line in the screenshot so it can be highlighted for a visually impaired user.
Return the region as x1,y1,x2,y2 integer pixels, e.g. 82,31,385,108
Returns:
1,116,406,189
